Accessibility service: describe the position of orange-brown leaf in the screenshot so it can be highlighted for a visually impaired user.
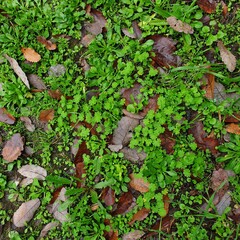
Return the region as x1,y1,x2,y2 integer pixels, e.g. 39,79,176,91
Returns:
221,1,228,17
159,127,176,154
48,89,63,100
0,107,15,125
203,73,215,99
128,208,150,225
21,47,41,62
2,133,24,162
76,162,86,188
163,194,170,216
112,191,133,216
39,109,54,122
225,123,240,135
197,0,217,14
129,173,149,193
37,36,57,50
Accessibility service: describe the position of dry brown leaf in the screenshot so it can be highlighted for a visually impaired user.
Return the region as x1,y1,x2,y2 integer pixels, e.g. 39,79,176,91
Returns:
101,187,115,206
20,116,35,132
38,222,59,240
203,73,215,99
120,147,147,164
122,109,144,120
163,194,170,216
197,0,217,14
4,54,30,88
221,1,228,17
128,208,150,225
81,34,95,47
2,133,24,162
0,107,16,124
48,89,63,100
129,173,149,193
225,123,240,135
37,36,57,50
21,47,41,62
122,83,142,106
39,109,54,122
167,17,194,34
122,28,137,39
122,230,145,240
28,74,46,90
13,199,40,227
18,165,47,180
217,41,236,72
159,127,176,154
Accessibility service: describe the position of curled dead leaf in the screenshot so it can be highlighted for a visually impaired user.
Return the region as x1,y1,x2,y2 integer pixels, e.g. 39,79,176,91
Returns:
2,133,24,162
21,47,41,63
167,16,194,34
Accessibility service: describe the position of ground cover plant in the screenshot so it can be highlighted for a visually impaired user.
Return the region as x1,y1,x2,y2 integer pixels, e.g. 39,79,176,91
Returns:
0,0,239,239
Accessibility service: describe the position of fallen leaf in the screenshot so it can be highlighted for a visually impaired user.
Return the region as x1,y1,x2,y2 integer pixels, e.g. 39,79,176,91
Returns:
129,173,150,193
18,165,47,180
229,207,240,224
4,54,30,88
84,9,107,36
48,64,66,77
120,148,147,164
101,187,115,206
159,127,176,154
140,94,159,117
39,109,54,122
203,73,215,99
217,41,236,72
147,35,181,68
122,28,137,39
74,141,90,164
128,208,150,225
20,116,35,132
37,36,57,50
210,168,229,198
28,74,46,90
110,117,139,150
0,107,15,124
225,123,240,135
167,16,194,34
143,216,175,238
225,113,240,123
214,82,226,104
13,199,40,227
2,133,24,162
81,34,95,47
132,21,142,39
197,0,217,14
122,83,143,106
20,178,34,187
122,109,144,120
48,89,63,100
215,191,231,215
122,230,145,240
112,191,134,216
163,194,170,216
76,162,86,188
221,1,228,17
38,222,59,240
21,47,41,63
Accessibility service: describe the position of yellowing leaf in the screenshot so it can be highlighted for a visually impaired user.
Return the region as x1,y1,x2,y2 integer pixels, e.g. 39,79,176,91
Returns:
21,47,41,63
167,16,194,34
217,41,236,72
13,199,40,227
4,54,30,88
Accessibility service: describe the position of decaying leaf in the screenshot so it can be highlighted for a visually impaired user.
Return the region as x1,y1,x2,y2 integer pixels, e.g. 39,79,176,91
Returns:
112,191,134,216
48,89,63,100
159,127,176,154
217,41,236,72
120,147,147,164
122,28,136,39
128,208,150,225
2,133,24,162
129,173,149,193
122,109,144,120
221,1,228,17
38,222,59,240
163,194,170,216
4,54,30,88
28,74,46,90
37,36,57,50
225,113,240,123
167,16,194,34
210,168,229,198
13,198,40,227
122,83,143,106
20,178,34,187
18,165,47,181
122,230,145,240
101,187,115,206
75,162,86,188
20,116,35,132
229,207,240,224
39,109,54,122
21,47,41,63
197,0,217,14
140,94,159,117
84,9,107,36
0,107,16,124
81,34,95,47
109,116,139,151
122,21,142,39
215,191,231,215
225,123,240,135
202,73,215,99
148,34,181,68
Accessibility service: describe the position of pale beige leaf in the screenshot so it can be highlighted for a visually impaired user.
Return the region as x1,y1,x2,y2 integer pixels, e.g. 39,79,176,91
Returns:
18,165,47,180
38,222,59,240
0,107,16,124
129,173,150,193
167,16,194,34
217,41,236,72
28,74,46,90
122,230,145,240
13,199,40,227
20,178,34,187
216,191,231,215
120,147,146,164
21,48,41,63
20,116,35,132
2,133,24,162
4,54,30,88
